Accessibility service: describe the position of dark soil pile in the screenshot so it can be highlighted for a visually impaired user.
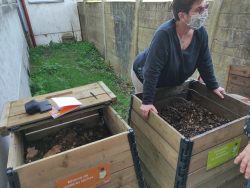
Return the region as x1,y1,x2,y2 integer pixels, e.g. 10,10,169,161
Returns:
158,98,231,138
25,123,111,163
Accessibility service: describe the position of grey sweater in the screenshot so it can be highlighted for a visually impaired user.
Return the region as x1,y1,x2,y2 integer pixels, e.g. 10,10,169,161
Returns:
133,19,219,104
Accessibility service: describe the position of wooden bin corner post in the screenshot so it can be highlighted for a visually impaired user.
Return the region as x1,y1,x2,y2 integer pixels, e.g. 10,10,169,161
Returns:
6,163,21,188
127,128,146,188
174,138,193,188
6,169,20,188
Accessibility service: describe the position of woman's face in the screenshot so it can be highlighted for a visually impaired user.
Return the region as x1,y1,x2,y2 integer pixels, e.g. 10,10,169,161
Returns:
188,0,209,17
181,0,209,30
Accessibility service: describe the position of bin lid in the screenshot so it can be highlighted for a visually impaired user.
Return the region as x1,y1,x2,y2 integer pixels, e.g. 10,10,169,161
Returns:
0,81,116,136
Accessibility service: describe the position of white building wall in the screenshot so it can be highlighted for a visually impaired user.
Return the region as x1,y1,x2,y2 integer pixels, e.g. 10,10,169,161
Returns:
25,0,82,45
0,2,31,187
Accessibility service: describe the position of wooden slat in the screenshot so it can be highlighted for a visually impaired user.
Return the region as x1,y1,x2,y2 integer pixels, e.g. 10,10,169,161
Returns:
132,95,183,152
105,167,139,188
191,117,247,155
25,113,101,142
227,83,250,98
226,93,250,106
15,133,134,188
20,109,101,135
7,132,24,168
191,81,249,116
132,121,176,186
187,159,242,187
229,65,250,78
228,74,250,88
192,166,245,188
98,81,117,102
7,93,111,129
104,106,130,134
133,123,175,188
140,161,162,188
137,144,174,188
10,82,101,111
189,134,248,173
101,166,139,188
131,110,178,170
0,102,11,136
218,174,246,188
189,90,239,120
10,87,106,116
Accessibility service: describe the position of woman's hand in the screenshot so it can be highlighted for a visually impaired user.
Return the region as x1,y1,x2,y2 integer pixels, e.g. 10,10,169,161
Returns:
213,87,225,99
234,144,250,179
140,104,158,119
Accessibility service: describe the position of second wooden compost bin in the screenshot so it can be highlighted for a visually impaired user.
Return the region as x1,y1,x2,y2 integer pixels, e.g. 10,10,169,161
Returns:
129,80,250,188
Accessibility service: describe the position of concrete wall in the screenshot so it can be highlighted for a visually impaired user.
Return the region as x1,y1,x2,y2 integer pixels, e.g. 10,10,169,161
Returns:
78,0,215,80
25,0,82,45
209,0,250,86
0,0,31,187
105,2,136,76
79,2,137,77
78,2,104,54
137,2,173,52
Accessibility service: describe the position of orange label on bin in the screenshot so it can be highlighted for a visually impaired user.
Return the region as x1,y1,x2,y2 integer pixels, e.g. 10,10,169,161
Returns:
56,163,111,188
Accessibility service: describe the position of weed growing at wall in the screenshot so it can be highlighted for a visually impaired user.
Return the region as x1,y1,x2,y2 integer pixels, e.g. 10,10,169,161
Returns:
29,41,132,120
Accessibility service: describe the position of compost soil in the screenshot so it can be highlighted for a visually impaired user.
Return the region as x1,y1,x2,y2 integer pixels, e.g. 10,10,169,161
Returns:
158,98,231,138
25,123,111,163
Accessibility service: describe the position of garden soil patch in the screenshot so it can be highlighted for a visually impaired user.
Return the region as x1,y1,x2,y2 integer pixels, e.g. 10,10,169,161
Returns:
158,98,231,138
25,123,112,163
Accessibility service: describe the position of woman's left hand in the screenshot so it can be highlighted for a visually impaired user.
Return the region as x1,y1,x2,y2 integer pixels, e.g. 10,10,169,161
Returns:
213,87,225,99
234,144,250,179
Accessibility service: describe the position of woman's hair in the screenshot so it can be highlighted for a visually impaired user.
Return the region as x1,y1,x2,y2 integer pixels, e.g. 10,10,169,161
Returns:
172,0,203,20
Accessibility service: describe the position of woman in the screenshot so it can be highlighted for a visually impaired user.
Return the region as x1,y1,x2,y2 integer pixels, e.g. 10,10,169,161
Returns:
131,0,225,119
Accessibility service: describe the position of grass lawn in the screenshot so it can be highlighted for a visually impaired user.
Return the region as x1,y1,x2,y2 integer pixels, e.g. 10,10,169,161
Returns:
29,41,133,120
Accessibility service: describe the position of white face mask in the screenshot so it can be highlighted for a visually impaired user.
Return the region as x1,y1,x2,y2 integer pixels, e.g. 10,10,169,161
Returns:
186,9,208,30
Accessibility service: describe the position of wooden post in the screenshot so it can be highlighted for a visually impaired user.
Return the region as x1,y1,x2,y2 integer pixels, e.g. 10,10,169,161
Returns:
128,0,140,80
102,0,107,60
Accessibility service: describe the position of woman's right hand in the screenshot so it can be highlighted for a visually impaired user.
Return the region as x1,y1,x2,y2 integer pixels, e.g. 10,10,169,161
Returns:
140,104,158,119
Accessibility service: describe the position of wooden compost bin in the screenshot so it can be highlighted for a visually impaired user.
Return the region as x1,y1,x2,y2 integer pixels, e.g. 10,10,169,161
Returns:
0,82,144,188
129,80,250,188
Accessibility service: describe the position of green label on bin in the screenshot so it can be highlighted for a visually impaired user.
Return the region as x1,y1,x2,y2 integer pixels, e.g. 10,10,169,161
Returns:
206,138,241,170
